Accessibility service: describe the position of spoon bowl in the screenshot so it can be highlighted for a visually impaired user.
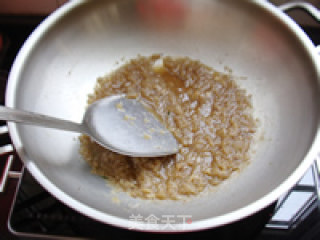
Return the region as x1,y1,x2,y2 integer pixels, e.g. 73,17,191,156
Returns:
83,95,178,157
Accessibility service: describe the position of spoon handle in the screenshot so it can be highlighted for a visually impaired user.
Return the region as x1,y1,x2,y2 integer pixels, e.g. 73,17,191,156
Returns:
0,106,86,133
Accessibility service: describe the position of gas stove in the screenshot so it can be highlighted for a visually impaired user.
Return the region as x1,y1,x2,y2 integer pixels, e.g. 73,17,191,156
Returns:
0,1,320,240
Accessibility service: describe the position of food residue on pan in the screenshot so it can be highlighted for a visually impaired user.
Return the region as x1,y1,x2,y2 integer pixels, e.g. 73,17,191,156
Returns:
79,54,257,200
123,114,136,121
148,128,155,133
111,195,121,204
144,118,150,124
116,101,125,112
143,133,152,140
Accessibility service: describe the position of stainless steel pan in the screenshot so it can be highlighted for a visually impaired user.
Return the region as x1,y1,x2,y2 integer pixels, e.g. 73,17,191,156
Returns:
6,0,320,232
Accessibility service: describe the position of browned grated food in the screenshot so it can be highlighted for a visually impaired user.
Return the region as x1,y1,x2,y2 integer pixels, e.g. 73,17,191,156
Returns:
79,55,257,200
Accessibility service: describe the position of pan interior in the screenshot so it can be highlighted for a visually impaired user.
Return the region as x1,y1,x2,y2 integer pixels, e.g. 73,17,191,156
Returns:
9,0,320,227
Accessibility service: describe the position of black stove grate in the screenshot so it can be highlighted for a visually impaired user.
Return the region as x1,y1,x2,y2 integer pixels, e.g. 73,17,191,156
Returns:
8,169,276,240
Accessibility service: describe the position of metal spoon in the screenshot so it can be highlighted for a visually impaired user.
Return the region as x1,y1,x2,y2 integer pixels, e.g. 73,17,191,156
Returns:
0,95,178,157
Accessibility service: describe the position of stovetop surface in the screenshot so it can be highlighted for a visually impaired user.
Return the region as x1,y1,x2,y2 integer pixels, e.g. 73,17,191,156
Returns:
1,3,320,240
9,170,276,240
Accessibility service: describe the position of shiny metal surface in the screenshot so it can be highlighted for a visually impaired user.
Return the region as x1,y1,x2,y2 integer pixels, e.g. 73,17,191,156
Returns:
5,0,320,232
0,95,178,157
0,105,86,133
83,95,179,157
